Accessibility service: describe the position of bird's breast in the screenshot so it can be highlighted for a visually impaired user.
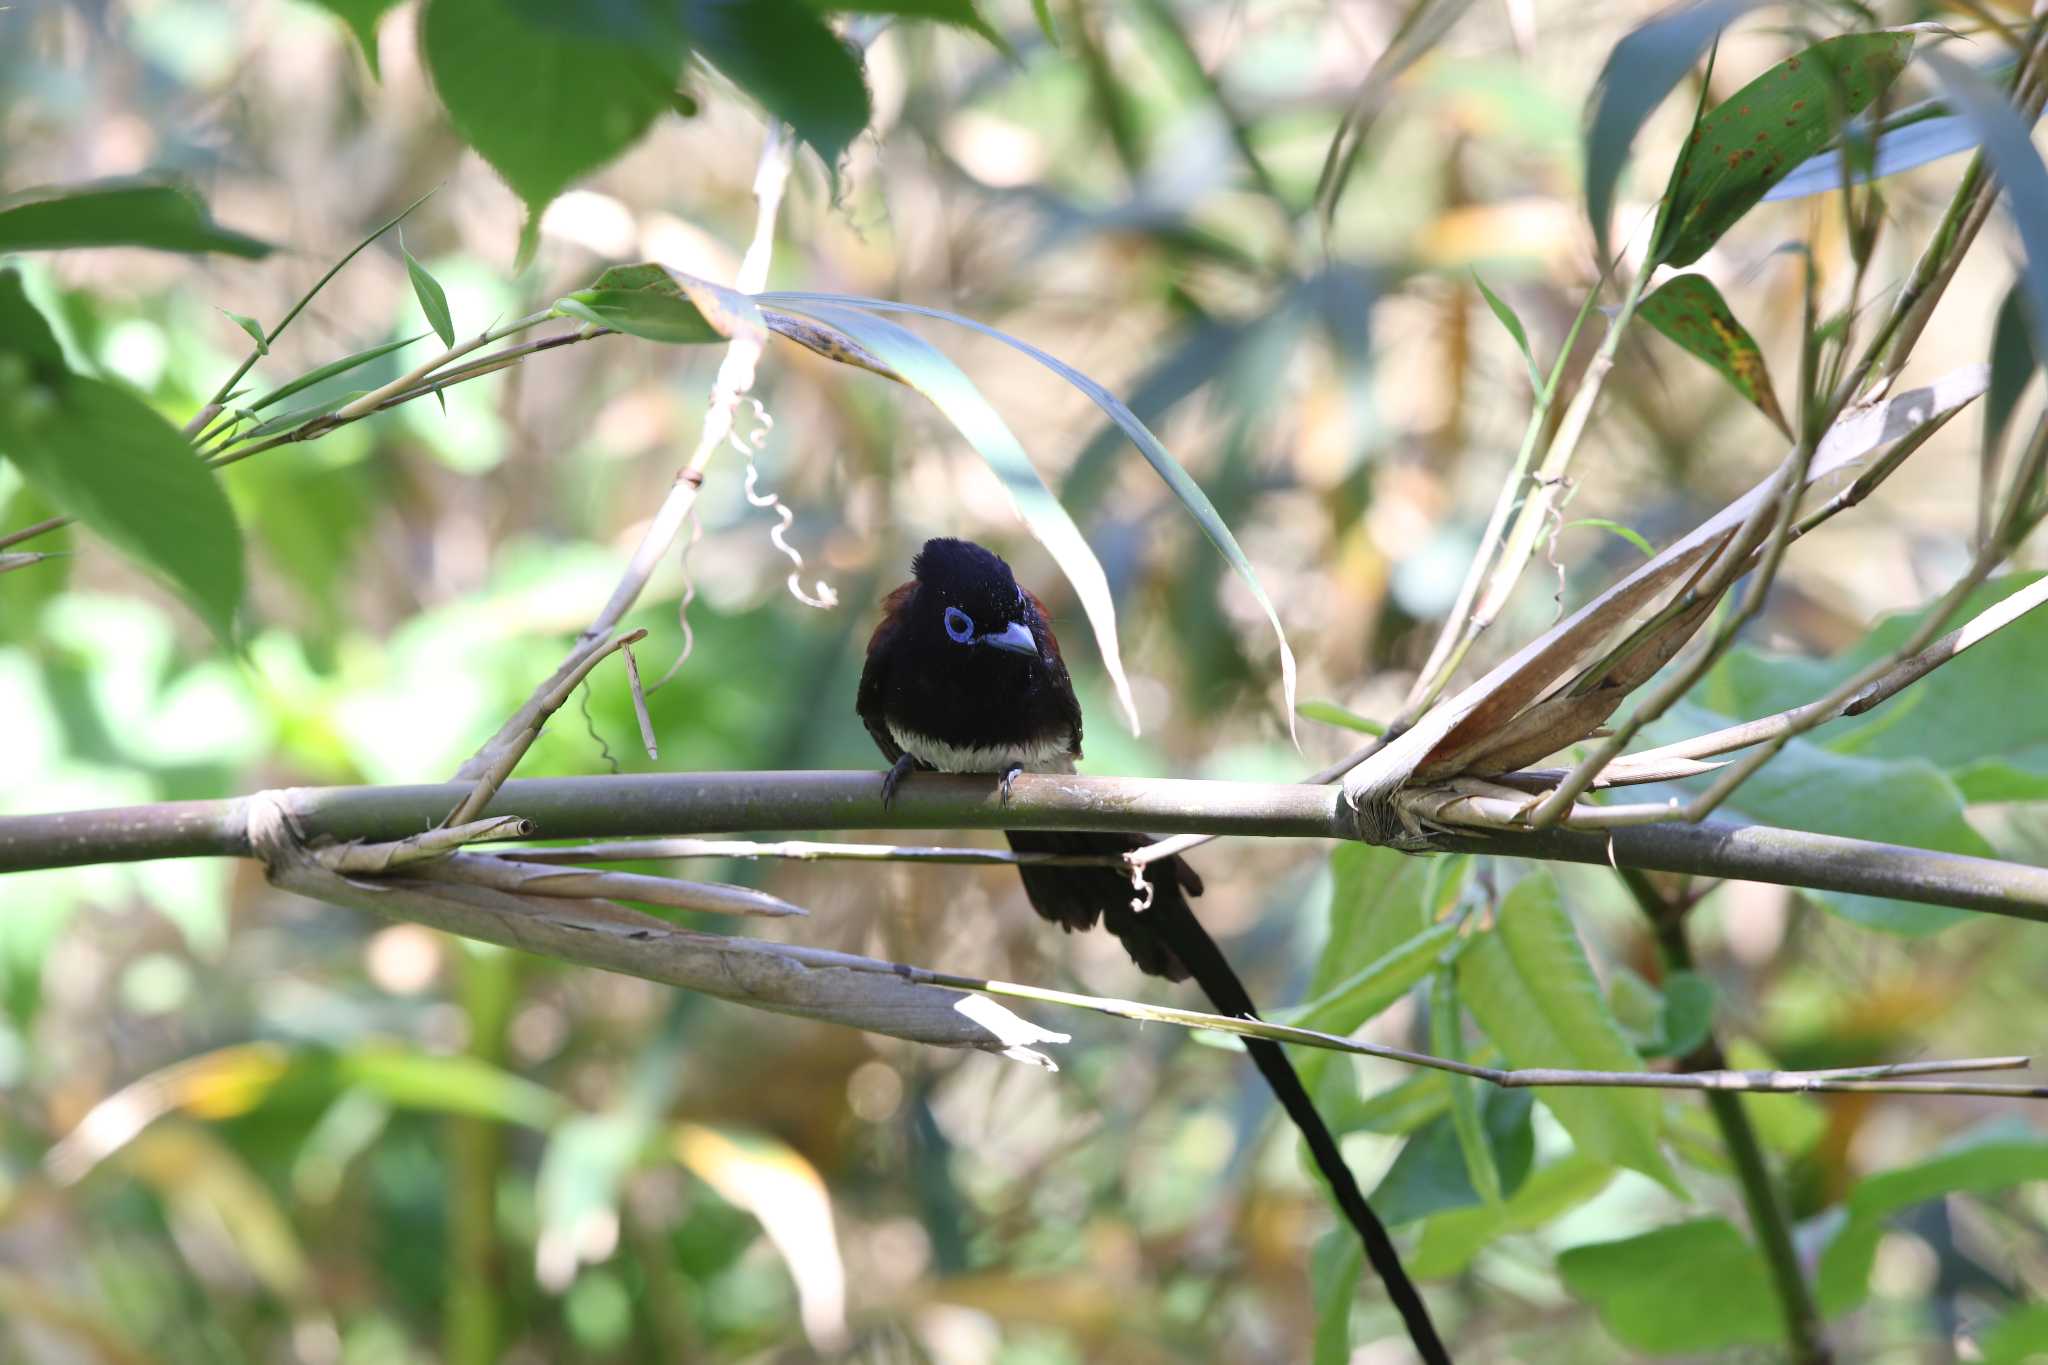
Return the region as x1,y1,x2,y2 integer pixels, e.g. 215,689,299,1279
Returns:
886,722,1078,775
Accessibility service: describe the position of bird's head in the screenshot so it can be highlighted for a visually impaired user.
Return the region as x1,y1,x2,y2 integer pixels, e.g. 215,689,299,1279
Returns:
899,537,1050,667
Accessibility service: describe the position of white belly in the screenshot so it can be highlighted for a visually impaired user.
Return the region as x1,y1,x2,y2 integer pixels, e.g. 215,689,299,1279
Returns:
888,723,1076,775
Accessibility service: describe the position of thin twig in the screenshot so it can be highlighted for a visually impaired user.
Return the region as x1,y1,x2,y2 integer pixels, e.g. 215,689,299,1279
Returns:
482,837,1132,867
892,965,2044,1097
453,123,793,783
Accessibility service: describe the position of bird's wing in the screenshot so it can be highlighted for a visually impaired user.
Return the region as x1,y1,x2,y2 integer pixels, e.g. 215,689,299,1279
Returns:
856,580,916,764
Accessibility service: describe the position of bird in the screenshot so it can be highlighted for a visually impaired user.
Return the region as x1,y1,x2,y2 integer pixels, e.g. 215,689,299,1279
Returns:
856,537,1448,1363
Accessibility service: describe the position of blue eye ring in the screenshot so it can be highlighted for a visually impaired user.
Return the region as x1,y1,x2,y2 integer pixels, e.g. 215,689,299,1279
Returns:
943,607,974,643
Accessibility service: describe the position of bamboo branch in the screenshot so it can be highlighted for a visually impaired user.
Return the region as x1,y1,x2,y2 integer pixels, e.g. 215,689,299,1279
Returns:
7,771,2048,919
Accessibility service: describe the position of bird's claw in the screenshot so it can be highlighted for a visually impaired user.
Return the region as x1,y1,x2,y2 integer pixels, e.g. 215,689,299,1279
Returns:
881,753,918,809
997,764,1024,807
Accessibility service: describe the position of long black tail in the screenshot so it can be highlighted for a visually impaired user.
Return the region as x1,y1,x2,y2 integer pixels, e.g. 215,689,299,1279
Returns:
1003,829,1450,1364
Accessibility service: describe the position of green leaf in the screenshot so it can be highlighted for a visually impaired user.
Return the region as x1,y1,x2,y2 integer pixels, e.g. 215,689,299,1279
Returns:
236,388,370,442
1296,698,1385,735
0,180,273,257
1368,1088,1533,1226
1028,0,1057,44
761,297,1143,732
297,0,403,75
685,0,871,167
1308,1230,1361,1365
421,0,677,228
1409,1152,1613,1278
0,270,65,369
1764,113,1978,202
337,1048,567,1127
1432,968,1500,1207
1984,1304,2048,1365
1308,844,1466,1003
1818,1122,2048,1314
1653,970,1715,1058
1284,919,1458,1037
401,237,456,349
1560,1219,1783,1352
1583,0,1756,263
762,290,1303,744
1639,272,1791,436
0,361,244,641
1985,280,2038,472
571,262,765,343
1473,271,1541,390
1925,51,2048,377
220,309,268,355
245,332,430,414
1703,574,2048,803
1555,516,1654,558
807,0,1002,47
1458,873,1681,1192
1655,700,1994,933
1656,30,1916,267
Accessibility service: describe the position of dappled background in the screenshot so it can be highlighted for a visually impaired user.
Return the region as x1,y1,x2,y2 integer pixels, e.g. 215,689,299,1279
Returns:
4,0,2048,1360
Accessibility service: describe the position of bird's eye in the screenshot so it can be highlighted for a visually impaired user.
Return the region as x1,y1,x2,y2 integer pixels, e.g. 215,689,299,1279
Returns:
943,607,974,643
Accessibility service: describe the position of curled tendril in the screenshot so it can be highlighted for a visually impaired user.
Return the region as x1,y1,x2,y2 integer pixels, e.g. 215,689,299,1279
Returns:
647,503,703,693
1126,861,1155,915
732,399,837,611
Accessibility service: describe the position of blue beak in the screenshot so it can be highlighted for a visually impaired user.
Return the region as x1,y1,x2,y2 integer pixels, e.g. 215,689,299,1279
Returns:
981,620,1039,656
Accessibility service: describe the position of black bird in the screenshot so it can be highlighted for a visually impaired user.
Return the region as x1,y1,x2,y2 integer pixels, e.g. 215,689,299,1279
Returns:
856,537,1447,1363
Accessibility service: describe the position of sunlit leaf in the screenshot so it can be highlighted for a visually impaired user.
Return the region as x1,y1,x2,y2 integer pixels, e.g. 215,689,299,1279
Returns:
298,0,404,75
0,180,273,257
1639,272,1791,436
401,236,456,349
1458,873,1681,1192
761,289,1301,741
1286,920,1457,1037
685,0,871,167
1473,271,1541,390
556,263,760,345
762,297,1142,731
421,0,677,232
1028,0,1057,44
1657,30,1915,267
1583,0,1756,263
1560,1219,1782,1351
1925,51,2048,375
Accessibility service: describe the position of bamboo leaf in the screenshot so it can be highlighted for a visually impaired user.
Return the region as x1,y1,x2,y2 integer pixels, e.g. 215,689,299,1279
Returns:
1296,699,1385,735
1764,113,1977,202
1657,30,1915,267
555,262,760,345
762,298,1144,732
1368,1087,1532,1225
1473,272,1541,390
244,333,427,414
220,310,268,355
1458,874,1682,1192
761,289,1301,742
1583,0,1757,263
1639,272,1791,436
1556,516,1655,558
401,236,456,349
0,179,273,257
1925,51,2048,375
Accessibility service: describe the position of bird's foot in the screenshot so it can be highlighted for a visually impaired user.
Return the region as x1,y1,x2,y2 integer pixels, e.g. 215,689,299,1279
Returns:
997,763,1024,807
881,753,918,809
